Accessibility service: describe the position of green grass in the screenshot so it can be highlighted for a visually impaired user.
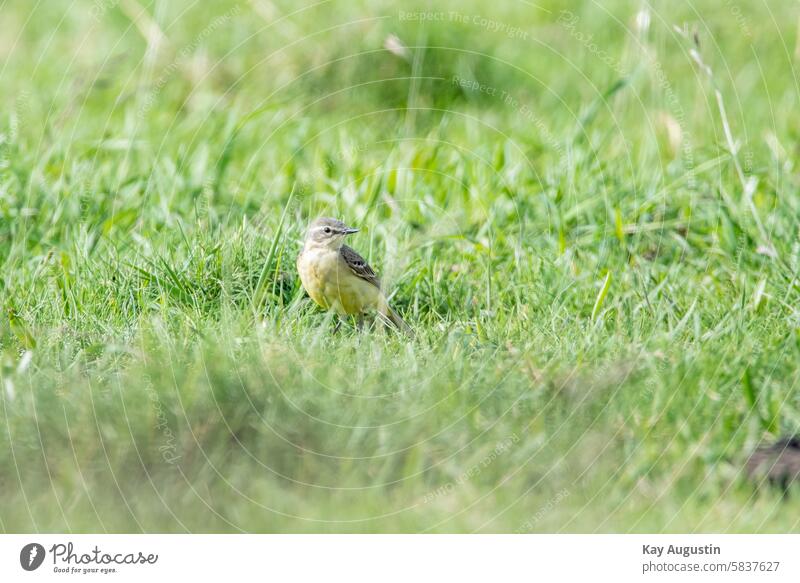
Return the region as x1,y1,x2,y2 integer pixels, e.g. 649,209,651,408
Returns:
1,0,800,532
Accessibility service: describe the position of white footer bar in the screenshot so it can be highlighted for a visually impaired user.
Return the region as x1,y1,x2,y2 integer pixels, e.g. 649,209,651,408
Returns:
1,535,797,582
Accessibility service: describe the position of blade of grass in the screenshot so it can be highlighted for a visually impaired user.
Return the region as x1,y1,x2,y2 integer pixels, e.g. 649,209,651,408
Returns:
252,183,296,312
591,271,613,322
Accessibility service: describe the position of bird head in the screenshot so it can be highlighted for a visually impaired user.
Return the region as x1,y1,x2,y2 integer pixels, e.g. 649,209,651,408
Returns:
304,217,359,250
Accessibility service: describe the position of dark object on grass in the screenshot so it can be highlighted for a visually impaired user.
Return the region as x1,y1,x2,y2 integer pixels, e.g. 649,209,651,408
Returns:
746,436,800,492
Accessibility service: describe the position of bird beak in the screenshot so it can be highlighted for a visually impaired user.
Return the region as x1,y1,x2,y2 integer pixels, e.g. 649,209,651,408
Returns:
343,227,359,235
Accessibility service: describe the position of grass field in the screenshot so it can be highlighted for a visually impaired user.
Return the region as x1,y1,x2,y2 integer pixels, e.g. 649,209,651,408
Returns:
1,0,800,532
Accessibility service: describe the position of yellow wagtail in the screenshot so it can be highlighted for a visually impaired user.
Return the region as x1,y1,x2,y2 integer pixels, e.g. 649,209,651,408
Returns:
296,217,411,333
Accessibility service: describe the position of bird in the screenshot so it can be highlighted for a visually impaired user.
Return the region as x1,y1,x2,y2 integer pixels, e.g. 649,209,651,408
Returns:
296,217,411,333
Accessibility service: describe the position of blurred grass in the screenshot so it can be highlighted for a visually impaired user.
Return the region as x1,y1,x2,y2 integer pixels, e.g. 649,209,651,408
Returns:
1,0,800,532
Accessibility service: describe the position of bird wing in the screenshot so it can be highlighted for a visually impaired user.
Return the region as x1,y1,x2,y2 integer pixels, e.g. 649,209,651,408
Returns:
340,244,381,288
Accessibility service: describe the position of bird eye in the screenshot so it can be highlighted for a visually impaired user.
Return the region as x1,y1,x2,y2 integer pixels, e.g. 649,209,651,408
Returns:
323,227,331,234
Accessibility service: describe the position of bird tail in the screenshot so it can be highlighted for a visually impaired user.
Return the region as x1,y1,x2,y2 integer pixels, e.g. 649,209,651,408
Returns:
379,299,413,336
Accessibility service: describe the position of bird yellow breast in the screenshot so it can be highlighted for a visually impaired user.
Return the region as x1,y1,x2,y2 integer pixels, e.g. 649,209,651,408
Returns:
297,248,381,316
